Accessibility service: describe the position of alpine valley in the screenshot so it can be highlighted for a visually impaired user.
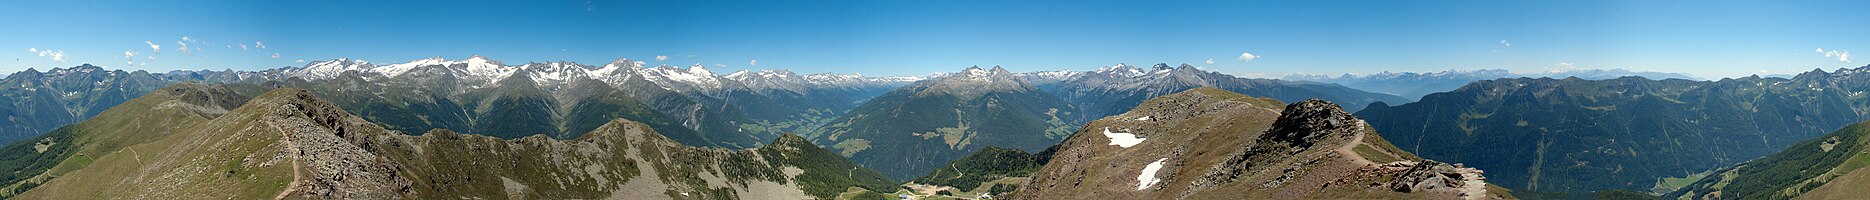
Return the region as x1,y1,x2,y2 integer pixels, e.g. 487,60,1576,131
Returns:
1357,65,1870,197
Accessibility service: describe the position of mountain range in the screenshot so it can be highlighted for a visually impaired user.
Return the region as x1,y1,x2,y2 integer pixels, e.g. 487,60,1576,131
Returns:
808,66,1079,181
0,60,1407,182
1356,65,1870,195
0,65,193,143
1286,69,1699,101
7,58,1868,199
0,83,901,199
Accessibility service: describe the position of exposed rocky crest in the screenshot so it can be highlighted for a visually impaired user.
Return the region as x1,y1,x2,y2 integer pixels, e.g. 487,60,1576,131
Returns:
1010,88,1506,200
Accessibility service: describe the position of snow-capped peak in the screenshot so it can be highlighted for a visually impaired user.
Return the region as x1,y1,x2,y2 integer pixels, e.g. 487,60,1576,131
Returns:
460,55,513,81
511,61,593,85
685,63,716,77
636,63,728,92
1095,63,1147,77
726,70,751,79
964,66,989,77
371,56,449,77
1149,63,1174,71
291,58,375,79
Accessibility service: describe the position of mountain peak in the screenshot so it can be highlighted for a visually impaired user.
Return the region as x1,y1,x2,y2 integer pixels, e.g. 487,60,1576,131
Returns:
606,58,639,67
1261,99,1358,149
687,63,714,75
464,55,504,66
1150,63,1173,71
1094,63,1147,77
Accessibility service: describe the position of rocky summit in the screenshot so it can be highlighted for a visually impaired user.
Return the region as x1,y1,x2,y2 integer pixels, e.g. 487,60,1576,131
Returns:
1007,87,1510,200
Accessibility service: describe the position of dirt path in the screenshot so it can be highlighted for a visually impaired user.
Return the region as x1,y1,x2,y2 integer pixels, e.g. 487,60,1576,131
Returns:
1457,168,1488,200
128,148,144,166
270,123,304,200
1332,121,1377,166
952,165,965,179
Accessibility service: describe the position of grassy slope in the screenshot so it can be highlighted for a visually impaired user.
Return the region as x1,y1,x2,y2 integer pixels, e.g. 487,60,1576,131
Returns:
18,87,299,199
910,146,1051,191
0,83,251,198
1666,121,1870,200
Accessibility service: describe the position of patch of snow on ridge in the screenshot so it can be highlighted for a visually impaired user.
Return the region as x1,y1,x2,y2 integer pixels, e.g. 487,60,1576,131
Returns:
1137,158,1167,190
1103,127,1146,148
1134,116,1151,121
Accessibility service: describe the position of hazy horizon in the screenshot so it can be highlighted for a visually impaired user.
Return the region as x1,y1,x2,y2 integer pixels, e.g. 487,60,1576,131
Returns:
5,0,1865,78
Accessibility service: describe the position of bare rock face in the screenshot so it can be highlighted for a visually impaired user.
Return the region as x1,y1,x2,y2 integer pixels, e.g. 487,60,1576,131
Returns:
1259,99,1361,150
1385,160,1465,192
263,90,414,199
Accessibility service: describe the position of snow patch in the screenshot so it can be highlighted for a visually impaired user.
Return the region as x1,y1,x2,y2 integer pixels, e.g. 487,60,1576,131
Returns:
1134,116,1151,121
1103,127,1146,148
1137,158,1167,190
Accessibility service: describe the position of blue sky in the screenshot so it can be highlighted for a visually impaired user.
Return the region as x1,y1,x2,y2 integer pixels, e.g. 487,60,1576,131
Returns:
3,0,1865,78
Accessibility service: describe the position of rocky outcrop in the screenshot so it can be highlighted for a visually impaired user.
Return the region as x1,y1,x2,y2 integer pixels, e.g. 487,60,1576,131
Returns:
261,89,414,199
1010,88,1507,200
1259,99,1362,150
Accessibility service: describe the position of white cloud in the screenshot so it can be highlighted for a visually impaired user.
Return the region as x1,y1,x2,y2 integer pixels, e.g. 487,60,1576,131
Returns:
749,59,758,66
655,55,668,61
176,41,193,56
255,41,266,49
124,50,137,65
295,59,305,63
270,53,281,59
714,64,726,67
181,36,196,43
1205,58,1215,65
1237,52,1258,62
239,44,249,50
1500,39,1511,48
146,41,161,53
30,48,66,62
1820,48,1853,63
